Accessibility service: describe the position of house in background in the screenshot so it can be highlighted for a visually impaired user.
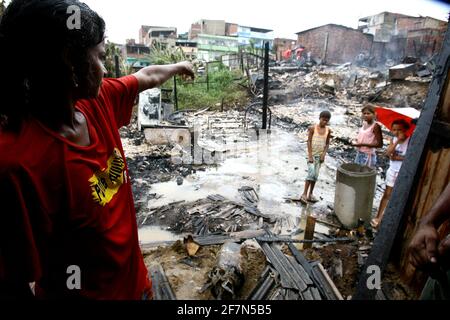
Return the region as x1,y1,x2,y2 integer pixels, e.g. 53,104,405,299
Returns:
189,20,227,40
139,25,177,49
237,26,274,49
125,39,151,71
295,24,374,65
358,12,413,42
175,39,198,60
358,12,447,61
188,19,274,59
195,34,239,62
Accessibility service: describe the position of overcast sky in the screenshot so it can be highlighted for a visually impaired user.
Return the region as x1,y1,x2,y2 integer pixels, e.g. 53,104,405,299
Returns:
5,0,450,43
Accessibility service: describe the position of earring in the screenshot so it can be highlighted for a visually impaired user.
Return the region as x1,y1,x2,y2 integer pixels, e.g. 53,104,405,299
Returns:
72,66,79,88
73,75,79,88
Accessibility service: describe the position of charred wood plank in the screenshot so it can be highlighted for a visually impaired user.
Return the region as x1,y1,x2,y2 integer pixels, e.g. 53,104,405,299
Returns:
310,262,344,300
288,243,328,299
258,242,307,292
149,263,177,300
257,236,353,244
248,266,278,300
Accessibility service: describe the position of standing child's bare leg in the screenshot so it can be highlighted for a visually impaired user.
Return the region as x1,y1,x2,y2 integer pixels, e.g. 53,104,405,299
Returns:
308,181,319,202
301,181,310,204
372,186,393,228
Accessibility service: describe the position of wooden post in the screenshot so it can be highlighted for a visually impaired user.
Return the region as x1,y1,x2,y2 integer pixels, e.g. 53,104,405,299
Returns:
206,62,209,92
323,33,329,64
240,49,244,73
262,42,269,130
173,76,178,111
303,216,317,250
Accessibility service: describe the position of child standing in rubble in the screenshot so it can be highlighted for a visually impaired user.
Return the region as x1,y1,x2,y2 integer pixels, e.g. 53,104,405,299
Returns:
352,105,383,168
300,111,332,204
371,119,411,228
0,0,194,299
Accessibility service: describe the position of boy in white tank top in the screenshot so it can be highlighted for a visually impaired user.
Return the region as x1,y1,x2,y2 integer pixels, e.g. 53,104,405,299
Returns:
300,111,332,204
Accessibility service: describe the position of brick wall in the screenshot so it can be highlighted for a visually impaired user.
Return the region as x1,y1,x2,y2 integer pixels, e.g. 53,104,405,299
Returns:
396,17,423,37
407,28,446,58
189,23,202,40
297,25,373,64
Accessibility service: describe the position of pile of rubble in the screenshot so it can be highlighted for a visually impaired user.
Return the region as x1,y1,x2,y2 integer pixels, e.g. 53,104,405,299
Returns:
139,192,272,236
144,223,378,300
249,61,431,110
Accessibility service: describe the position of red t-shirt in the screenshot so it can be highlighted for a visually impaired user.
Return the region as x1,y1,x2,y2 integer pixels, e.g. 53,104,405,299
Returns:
0,75,150,299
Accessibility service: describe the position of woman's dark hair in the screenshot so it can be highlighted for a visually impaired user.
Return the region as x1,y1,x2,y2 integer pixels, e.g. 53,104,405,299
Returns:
0,0,105,130
391,119,411,131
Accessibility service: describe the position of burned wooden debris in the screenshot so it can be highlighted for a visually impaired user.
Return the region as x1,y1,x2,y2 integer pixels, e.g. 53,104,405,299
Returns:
149,263,177,300
140,193,275,236
247,266,279,300
256,235,353,244
243,239,344,300
201,242,245,300
286,243,343,300
238,186,259,206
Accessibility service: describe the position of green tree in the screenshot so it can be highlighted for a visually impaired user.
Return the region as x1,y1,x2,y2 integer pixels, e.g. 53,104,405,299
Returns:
147,43,187,65
104,41,127,77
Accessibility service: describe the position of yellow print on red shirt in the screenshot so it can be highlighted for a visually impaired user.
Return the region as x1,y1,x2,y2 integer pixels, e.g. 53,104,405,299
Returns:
89,148,125,206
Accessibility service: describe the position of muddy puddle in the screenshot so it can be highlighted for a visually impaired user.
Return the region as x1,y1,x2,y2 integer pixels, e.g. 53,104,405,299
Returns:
138,226,182,243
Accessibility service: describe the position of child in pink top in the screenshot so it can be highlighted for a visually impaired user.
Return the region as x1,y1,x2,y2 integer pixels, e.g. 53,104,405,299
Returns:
352,105,383,168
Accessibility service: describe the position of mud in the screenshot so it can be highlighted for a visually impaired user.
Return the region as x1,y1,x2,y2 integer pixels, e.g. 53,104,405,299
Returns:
302,244,416,300
143,241,267,300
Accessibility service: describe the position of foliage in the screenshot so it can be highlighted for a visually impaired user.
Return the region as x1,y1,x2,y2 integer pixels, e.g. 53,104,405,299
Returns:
104,41,128,77
147,43,187,65
143,46,248,109
176,65,247,110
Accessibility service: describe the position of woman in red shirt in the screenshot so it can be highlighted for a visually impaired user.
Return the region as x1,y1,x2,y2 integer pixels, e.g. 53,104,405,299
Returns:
0,0,194,299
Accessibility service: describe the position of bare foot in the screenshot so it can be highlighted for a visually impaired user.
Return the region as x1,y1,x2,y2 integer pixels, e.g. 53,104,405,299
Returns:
300,195,308,205
371,218,379,229
308,195,319,203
